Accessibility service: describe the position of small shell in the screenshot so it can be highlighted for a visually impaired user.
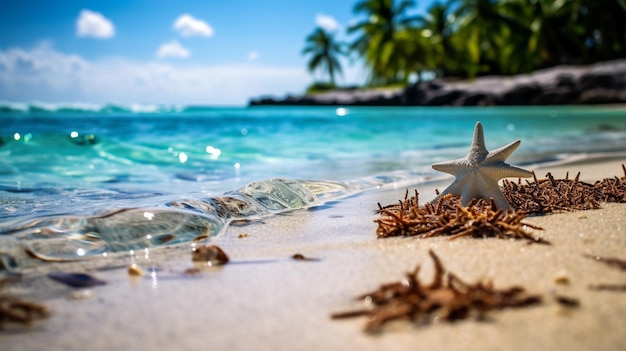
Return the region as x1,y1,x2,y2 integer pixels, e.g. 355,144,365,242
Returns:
67,289,94,300
47,272,107,288
291,253,320,261
183,268,202,276
191,245,229,265
128,264,143,276
553,270,570,285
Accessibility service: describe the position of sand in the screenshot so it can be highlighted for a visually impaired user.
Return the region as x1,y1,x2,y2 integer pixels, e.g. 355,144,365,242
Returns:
2,155,626,351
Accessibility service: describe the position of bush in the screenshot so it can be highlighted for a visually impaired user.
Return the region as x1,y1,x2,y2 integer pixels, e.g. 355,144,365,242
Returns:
305,81,337,94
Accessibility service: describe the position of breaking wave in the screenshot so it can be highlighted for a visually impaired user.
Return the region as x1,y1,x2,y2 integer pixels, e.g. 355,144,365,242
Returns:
0,101,218,115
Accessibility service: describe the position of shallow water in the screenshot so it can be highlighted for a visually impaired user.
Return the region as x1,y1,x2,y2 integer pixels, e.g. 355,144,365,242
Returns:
1,104,625,265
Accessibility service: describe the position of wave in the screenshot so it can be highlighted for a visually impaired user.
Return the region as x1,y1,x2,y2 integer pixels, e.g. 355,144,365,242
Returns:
0,178,364,266
0,100,225,115
0,169,437,270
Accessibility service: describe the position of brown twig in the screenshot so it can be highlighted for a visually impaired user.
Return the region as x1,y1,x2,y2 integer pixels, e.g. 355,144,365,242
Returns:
502,164,626,214
0,281,49,329
375,192,546,244
331,250,541,333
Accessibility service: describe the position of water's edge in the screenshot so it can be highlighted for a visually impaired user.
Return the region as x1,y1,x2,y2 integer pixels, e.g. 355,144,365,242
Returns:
2,150,624,276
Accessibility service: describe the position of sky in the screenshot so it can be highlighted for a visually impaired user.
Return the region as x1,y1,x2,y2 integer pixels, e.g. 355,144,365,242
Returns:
0,0,435,106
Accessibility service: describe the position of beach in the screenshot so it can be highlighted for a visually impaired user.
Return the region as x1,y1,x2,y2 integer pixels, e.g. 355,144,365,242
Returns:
2,154,625,351
3,0,626,348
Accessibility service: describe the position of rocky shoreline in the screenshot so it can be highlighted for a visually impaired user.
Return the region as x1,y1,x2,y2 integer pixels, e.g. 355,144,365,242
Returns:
249,59,626,106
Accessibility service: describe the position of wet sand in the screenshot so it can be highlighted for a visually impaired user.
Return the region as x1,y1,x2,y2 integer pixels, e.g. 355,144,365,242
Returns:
2,156,626,351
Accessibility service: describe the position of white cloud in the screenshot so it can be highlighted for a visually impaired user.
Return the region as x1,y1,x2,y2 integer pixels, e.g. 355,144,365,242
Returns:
156,41,190,58
76,9,115,39
173,14,214,37
0,43,308,105
315,13,340,32
247,51,259,61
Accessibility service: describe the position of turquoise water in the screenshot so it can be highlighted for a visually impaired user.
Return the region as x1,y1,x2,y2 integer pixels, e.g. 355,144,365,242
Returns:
1,104,625,263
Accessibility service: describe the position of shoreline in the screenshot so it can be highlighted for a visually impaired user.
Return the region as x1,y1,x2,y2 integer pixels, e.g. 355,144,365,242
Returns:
249,59,626,107
2,156,626,350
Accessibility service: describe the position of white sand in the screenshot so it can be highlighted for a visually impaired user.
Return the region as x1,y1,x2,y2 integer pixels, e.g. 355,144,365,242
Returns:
2,156,626,351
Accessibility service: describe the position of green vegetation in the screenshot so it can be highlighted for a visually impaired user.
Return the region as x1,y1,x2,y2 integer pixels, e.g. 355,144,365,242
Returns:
302,0,626,87
305,81,339,94
302,27,347,86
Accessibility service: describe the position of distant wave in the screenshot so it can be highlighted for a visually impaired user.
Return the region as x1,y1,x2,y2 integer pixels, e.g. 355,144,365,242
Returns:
0,101,228,114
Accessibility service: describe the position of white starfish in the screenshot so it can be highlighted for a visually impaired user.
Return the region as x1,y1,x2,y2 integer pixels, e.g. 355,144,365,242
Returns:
431,121,533,210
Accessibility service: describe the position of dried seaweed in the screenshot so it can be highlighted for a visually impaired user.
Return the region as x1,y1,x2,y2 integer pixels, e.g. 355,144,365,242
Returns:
375,191,546,244
584,253,626,291
375,165,626,242
503,164,626,214
331,250,541,333
0,281,49,329
502,172,601,214
554,295,580,308
291,253,320,261
587,284,626,292
584,253,626,271
593,164,626,203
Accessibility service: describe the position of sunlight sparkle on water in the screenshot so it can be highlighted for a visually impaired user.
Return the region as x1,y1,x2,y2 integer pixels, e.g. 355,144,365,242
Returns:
335,108,348,117
206,145,222,159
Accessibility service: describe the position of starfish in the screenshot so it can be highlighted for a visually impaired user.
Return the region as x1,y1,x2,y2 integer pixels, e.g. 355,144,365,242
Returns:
431,121,533,210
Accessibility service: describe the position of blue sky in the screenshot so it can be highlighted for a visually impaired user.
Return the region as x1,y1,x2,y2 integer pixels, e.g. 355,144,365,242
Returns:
0,0,434,106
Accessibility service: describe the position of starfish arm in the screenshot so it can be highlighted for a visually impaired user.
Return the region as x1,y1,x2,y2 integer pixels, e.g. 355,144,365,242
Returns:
492,192,512,210
486,140,521,163
430,178,464,204
470,175,512,209
477,184,511,209
432,158,469,175
468,122,489,161
458,174,490,206
438,178,464,197
483,164,533,179
460,179,480,207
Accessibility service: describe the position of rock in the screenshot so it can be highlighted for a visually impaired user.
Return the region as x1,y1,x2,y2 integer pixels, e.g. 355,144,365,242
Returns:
555,74,577,88
578,88,626,104
533,86,580,105
249,88,406,106
496,84,543,105
425,90,465,106
579,73,619,90
248,59,626,106
456,92,494,106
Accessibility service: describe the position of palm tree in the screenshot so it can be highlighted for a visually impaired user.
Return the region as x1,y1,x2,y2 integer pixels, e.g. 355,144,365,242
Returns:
299,0,626,89
513,0,585,68
451,0,523,76
302,27,346,85
574,0,626,62
416,1,457,76
347,0,417,85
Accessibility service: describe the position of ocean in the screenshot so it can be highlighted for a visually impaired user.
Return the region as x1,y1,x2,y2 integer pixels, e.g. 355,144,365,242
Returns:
1,103,625,263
